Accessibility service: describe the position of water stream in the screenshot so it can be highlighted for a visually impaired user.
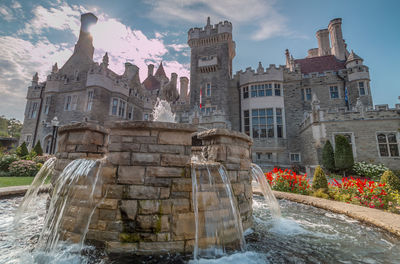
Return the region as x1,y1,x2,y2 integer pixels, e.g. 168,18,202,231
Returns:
250,163,281,219
191,160,245,260
152,98,176,122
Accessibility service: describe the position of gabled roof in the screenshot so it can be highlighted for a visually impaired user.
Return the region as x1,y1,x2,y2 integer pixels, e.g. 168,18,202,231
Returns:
346,50,362,63
294,55,345,74
154,62,166,77
143,75,160,91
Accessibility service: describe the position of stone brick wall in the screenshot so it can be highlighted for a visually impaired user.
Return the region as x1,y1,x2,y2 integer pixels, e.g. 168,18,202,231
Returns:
52,121,253,255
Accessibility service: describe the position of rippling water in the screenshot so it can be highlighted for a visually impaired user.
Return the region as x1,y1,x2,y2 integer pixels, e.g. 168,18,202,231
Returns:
1,195,400,263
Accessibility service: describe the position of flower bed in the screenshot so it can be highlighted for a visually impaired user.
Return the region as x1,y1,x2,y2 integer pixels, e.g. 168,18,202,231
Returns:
266,168,310,195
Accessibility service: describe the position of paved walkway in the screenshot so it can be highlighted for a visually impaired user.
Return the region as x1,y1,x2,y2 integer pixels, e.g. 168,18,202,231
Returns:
254,186,400,237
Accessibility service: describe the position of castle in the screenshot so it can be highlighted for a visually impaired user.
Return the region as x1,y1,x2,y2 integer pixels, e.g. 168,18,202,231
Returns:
20,13,400,171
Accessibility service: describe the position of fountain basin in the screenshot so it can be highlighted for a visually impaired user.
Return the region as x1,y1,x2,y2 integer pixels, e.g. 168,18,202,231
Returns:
52,121,253,255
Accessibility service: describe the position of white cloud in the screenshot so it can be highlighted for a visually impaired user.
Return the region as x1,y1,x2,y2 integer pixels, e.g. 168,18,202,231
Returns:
1,3,189,119
0,6,14,21
146,0,296,40
168,43,189,52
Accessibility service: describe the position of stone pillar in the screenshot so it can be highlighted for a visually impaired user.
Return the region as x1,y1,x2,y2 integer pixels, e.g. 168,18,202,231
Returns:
53,122,109,180
196,128,253,231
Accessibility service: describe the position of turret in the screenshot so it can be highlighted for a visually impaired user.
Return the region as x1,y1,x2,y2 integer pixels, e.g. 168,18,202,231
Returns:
257,62,264,73
180,77,189,100
73,13,98,59
316,29,331,56
101,52,109,68
328,18,346,60
147,64,154,77
52,63,58,73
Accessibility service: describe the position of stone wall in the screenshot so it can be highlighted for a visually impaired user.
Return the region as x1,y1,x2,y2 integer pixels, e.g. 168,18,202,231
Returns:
52,121,253,255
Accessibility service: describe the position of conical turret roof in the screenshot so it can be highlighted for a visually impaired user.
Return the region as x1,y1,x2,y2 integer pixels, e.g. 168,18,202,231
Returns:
346,50,362,63
154,61,167,77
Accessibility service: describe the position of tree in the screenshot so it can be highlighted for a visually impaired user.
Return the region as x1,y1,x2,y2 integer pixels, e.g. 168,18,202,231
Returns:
312,165,328,191
381,170,400,192
322,140,335,172
334,135,354,175
16,142,29,158
33,140,43,156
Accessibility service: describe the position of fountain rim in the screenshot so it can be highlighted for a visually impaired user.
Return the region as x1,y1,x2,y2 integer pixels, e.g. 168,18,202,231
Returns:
105,120,198,132
58,121,110,134
196,128,253,144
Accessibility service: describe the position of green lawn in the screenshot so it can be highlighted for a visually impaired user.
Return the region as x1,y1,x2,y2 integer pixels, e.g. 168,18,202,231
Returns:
0,177,34,188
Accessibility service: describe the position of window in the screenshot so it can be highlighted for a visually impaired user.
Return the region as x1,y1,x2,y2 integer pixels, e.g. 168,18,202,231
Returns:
330,86,339,99
144,113,149,121
276,108,283,138
290,153,301,162
65,96,72,111
266,84,272,96
252,108,274,139
305,88,312,101
111,98,118,115
243,86,249,99
127,105,134,120
206,83,211,97
26,135,32,144
44,96,51,114
251,85,257,97
274,83,281,96
87,90,94,111
377,133,399,157
256,152,262,160
243,110,250,136
72,95,78,110
257,84,265,97
45,137,52,154
359,82,366,96
118,100,126,118
29,102,38,118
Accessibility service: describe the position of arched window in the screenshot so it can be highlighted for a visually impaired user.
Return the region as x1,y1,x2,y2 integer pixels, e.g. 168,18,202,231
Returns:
377,133,399,157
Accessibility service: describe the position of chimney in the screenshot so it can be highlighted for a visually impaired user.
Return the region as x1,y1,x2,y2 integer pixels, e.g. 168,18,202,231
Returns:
316,29,331,56
147,64,154,77
73,13,98,59
328,18,346,60
180,77,189,99
32,72,38,86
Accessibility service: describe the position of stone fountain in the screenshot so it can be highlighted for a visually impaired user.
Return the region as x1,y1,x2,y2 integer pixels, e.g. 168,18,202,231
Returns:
51,120,253,256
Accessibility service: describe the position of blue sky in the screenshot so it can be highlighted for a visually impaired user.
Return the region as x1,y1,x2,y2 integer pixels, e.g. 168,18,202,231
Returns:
0,0,399,121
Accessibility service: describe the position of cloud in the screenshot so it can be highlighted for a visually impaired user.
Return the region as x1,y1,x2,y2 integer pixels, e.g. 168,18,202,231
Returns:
146,0,297,40
0,6,15,21
168,43,189,52
1,3,189,119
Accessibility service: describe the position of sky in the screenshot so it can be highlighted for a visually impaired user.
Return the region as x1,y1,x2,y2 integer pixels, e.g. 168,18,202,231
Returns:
0,0,399,121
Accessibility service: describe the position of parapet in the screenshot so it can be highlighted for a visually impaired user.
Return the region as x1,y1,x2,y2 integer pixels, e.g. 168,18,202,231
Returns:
188,19,232,41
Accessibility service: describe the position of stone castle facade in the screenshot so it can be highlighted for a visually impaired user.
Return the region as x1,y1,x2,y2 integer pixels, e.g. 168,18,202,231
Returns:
20,13,400,170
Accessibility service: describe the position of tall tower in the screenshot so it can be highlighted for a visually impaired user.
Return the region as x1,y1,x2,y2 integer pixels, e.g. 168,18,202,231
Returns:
188,17,236,126
328,18,346,60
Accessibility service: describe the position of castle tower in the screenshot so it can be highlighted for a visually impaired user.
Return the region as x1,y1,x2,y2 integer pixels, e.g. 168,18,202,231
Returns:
328,18,346,60
179,77,189,101
345,50,373,108
316,29,331,56
188,17,236,127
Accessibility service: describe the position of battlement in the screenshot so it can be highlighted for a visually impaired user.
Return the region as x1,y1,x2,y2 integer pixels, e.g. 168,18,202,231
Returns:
300,106,400,130
188,18,232,41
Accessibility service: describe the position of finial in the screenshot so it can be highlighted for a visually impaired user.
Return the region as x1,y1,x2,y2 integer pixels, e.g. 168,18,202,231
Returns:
52,63,58,73
32,72,38,82
102,52,109,67
207,17,210,26
257,62,263,73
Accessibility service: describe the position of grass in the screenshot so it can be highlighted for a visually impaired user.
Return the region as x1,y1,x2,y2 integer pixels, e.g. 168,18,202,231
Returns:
0,177,35,188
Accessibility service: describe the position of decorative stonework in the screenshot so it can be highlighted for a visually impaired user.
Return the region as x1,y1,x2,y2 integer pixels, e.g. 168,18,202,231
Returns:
52,121,253,255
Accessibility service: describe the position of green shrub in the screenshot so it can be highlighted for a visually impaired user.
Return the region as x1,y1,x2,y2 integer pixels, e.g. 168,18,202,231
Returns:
322,140,335,172
33,140,43,156
33,155,51,164
353,162,388,180
16,142,29,158
312,165,328,191
381,170,400,192
0,154,19,172
8,160,39,177
312,188,329,199
26,150,37,160
334,135,354,173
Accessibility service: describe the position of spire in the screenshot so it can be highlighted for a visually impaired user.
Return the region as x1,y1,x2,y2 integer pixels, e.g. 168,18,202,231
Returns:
155,61,167,77
52,63,58,73
102,52,109,68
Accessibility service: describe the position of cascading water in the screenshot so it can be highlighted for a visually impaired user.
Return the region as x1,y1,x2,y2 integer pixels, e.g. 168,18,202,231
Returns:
14,157,56,226
250,163,281,219
191,158,245,260
152,98,176,122
37,158,106,251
